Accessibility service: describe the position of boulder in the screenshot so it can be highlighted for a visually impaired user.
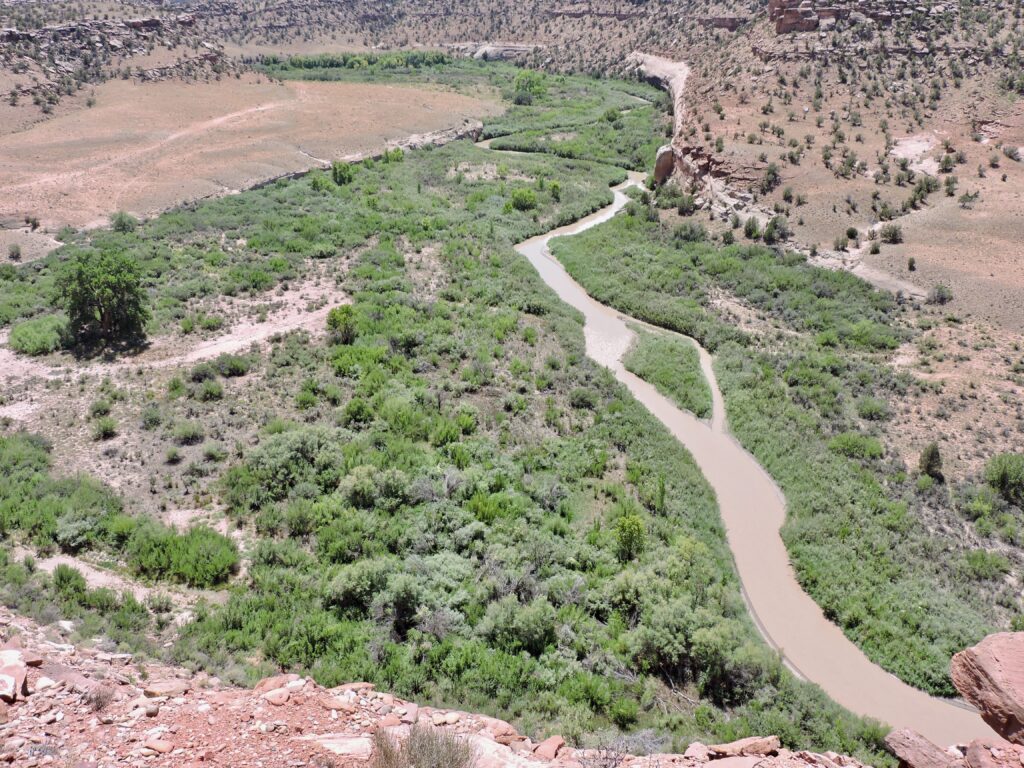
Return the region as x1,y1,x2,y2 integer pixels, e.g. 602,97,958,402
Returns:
262,688,290,706
143,679,190,698
654,145,676,185
952,633,1024,744
320,695,356,713
0,664,27,703
965,739,1022,768
535,735,565,761
143,738,173,754
885,728,962,768
254,673,299,695
709,736,781,757
685,743,711,760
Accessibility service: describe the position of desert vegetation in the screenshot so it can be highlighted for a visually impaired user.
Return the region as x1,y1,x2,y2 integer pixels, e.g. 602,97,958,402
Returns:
0,63,893,762
550,198,1008,697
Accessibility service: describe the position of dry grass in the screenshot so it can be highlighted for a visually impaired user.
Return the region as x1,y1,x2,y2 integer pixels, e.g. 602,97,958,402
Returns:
370,725,477,768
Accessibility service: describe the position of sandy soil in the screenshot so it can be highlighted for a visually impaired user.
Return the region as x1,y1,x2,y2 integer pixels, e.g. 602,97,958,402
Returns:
889,319,1024,479
0,227,62,262
0,74,500,229
865,186,1024,331
891,134,941,175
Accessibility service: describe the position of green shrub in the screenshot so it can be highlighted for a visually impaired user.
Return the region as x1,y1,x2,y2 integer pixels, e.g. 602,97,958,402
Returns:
196,380,224,402
965,549,1010,580
919,442,943,481
985,453,1024,506
856,397,889,421
332,161,355,185
89,400,111,418
141,406,162,430
111,211,138,233
128,524,238,587
327,305,358,344
508,188,537,212
828,433,883,460
215,354,252,377
190,363,217,382
9,315,67,356
92,417,117,441
879,223,903,244
172,421,204,445
615,514,647,562
926,284,953,305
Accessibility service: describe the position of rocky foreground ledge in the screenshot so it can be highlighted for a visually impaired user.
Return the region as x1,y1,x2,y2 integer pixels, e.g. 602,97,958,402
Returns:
1,607,1023,768
886,633,1024,768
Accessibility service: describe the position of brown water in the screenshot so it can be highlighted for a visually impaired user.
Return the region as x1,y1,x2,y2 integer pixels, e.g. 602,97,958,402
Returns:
514,174,993,744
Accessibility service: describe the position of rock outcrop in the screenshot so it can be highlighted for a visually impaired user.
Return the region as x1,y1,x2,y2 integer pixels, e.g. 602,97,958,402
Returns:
952,634,1024,745
8,601,1024,768
767,0,953,34
0,607,875,768
884,633,1024,768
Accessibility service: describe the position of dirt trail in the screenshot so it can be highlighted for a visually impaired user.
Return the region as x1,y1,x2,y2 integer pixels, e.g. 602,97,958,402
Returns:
0,268,348,394
0,76,500,229
512,168,993,744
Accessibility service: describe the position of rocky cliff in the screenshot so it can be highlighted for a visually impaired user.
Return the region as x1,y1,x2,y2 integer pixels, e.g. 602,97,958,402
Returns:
6,606,1024,768
766,0,953,33
885,634,1024,768
0,607,871,768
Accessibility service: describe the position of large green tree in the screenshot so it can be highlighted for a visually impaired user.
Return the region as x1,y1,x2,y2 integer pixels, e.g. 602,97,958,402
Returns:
56,250,149,342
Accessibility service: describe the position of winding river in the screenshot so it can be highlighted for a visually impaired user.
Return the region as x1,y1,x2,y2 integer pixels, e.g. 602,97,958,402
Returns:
512,172,993,744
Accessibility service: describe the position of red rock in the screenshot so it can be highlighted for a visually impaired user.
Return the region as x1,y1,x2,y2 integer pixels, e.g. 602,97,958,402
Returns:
339,682,374,693
534,735,565,760
262,688,290,706
400,703,419,724
710,736,781,757
21,652,42,668
144,679,190,698
885,729,963,768
320,695,355,712
144,738,173,754
953,634,1024,745
685,743,711,760
254,674,299,695
710,757,765,768
379,714,402,728
964,739,1022,768
0,664,27,703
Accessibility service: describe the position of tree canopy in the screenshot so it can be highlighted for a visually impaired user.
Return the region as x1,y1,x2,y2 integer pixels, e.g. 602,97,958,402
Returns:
56,250,149,342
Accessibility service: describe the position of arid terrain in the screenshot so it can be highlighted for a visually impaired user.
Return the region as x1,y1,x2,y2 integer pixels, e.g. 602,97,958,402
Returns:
3,1,1024,767
0,75,498,230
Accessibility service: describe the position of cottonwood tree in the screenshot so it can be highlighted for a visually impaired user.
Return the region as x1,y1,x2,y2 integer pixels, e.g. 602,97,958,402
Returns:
57,250,149,343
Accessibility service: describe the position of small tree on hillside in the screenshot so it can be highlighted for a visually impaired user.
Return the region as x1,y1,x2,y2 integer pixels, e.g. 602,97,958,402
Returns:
331,161,354,186
919,442,944,482
57,250,149,343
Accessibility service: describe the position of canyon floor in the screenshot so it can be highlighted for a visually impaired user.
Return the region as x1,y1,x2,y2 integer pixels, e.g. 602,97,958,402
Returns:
0,74,499,231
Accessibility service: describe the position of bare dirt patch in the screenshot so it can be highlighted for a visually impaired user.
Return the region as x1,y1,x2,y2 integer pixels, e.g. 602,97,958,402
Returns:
0,228,62,263
864,187,1024,332
0,74,500,229
888,318,1024,480
890,134,940,176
